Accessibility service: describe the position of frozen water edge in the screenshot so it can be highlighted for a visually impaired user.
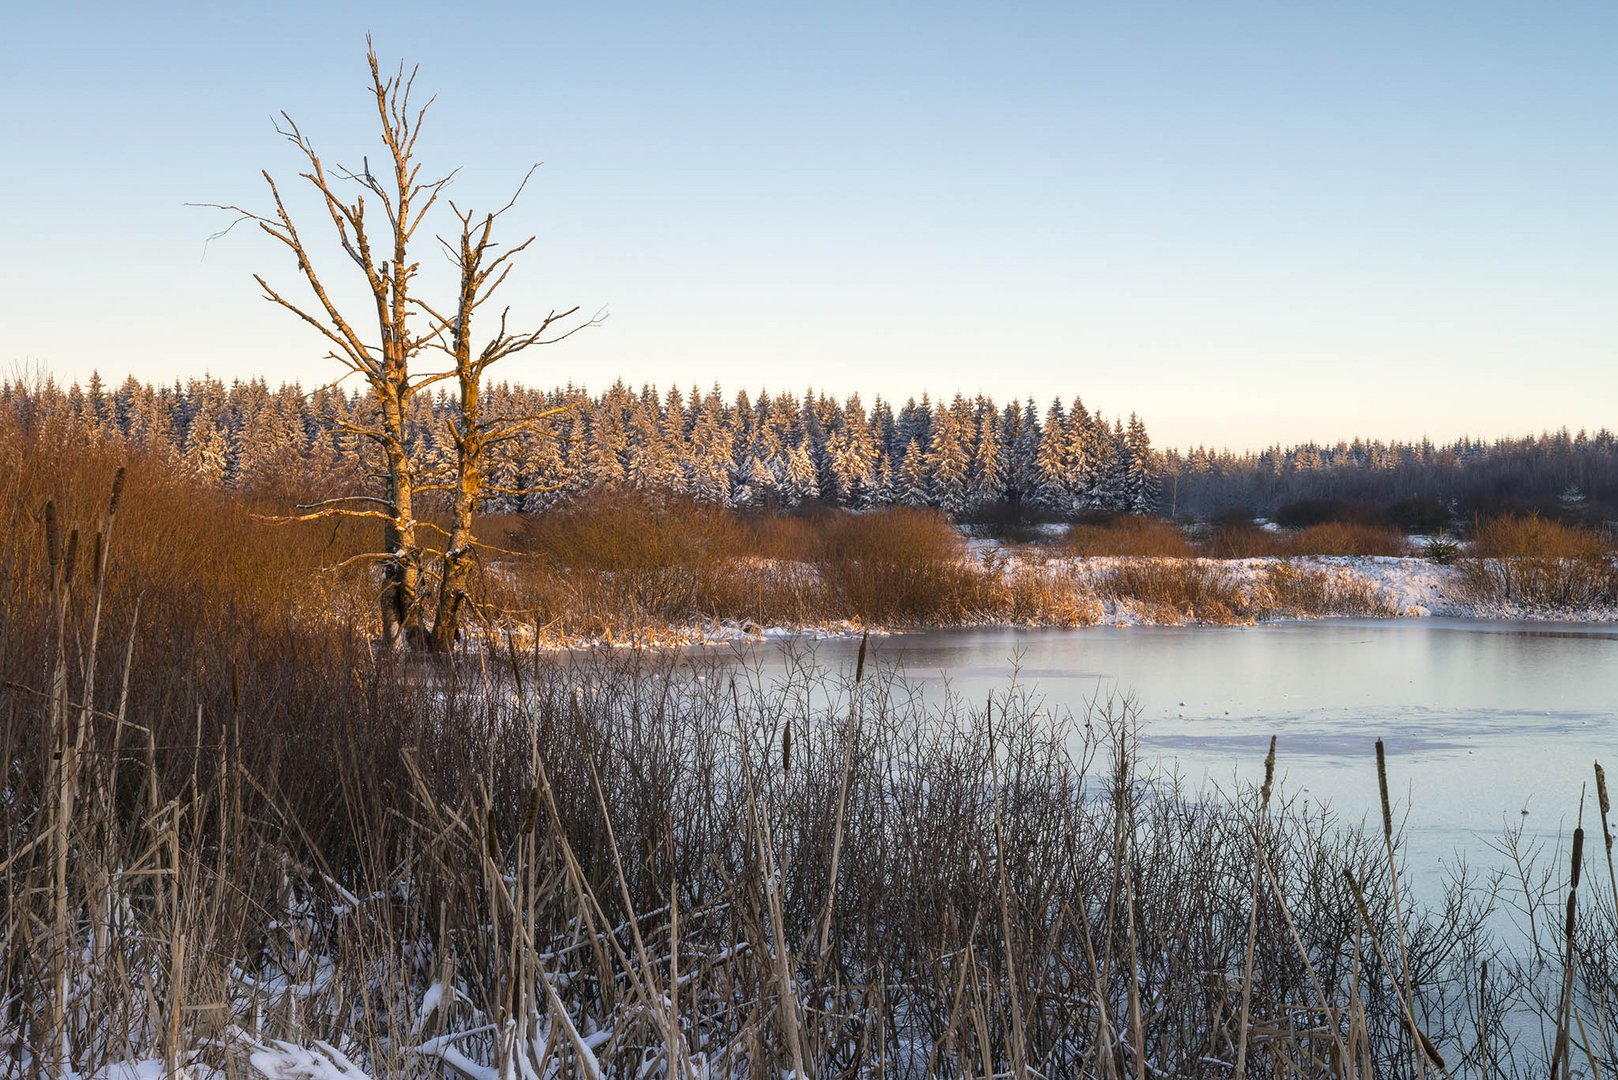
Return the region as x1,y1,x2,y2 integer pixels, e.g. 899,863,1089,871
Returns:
477,554,1616,656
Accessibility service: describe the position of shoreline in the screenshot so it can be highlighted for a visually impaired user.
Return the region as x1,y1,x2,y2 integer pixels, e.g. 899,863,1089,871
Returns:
488,554,1618,653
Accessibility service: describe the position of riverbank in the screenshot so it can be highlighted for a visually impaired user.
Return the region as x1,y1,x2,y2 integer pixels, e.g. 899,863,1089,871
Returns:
498,552,1618,652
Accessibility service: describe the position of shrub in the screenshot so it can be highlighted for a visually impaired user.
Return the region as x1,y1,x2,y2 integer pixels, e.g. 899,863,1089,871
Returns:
1456,514,1618,609
816,507,990,623
1273,499,1349,528
1200,525,1292,559
1262,561,1398,617
1095,559,1252,623
961,498,1058,544
497,492,751,633
1061,515,1195,558
1424,533,1462,565
1290,522,1409,557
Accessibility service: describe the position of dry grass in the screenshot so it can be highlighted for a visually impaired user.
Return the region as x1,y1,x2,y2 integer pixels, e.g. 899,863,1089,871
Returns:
1457,514,1618,609
1000,561,1105,625
1260,560,1401,617
1094,559,1257,623
1061,515,1196,557
1289,522,1410,557
1203,525,1296,559
1197,523,1408,559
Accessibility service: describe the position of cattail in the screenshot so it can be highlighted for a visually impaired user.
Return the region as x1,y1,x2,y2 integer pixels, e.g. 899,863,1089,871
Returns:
520,785,541,835
1570,826,1584,891
855,631,868,684
44,500,60,571
107,466,126,518
1375,738,1393,839
1597,762,1610,818
782,720,792,775
1261,735,1276,809
485,808,501,863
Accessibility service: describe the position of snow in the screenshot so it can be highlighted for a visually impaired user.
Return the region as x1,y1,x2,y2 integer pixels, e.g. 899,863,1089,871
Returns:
248,1042,368,1078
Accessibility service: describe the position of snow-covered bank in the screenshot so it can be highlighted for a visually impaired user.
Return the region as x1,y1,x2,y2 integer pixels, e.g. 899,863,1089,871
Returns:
488,554,1617,653
1022,554,1618,625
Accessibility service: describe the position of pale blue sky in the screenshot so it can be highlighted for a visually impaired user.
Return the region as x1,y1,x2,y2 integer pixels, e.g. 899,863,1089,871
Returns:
2,1,1613,450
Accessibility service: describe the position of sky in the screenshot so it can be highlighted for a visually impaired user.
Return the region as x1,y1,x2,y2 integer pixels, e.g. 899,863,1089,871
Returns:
1,1,1613,451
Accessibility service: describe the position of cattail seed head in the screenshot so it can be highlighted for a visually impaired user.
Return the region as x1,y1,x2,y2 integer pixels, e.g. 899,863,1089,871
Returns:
485,808,501,863
1596,762,1610,817
1570,826,1584,890
855,631,868,684
1375,739,1393,839
108,467,126,518
521,786,541,835
782,721,792,775
1261,735,1277,808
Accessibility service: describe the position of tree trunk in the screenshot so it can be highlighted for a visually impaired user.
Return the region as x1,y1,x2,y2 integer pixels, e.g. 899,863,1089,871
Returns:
379,385,422,647
427,382,480,653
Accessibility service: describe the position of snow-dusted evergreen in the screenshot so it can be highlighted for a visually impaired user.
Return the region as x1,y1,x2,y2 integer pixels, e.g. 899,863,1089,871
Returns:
1,375,1164,518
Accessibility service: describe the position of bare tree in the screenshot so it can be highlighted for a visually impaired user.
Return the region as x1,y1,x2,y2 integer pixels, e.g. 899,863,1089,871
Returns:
212,40,590,648
418,188,597,651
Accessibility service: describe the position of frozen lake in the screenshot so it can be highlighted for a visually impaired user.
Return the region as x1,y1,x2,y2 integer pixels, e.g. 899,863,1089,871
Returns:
737,618,1618,882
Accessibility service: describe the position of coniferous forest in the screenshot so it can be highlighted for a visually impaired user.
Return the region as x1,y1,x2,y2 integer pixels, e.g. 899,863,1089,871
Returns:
9,375,1617,526
2,375,1162,517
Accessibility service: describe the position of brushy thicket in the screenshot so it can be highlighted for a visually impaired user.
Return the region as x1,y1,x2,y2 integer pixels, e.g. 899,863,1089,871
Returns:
4,419,1618,1077
1062,515,1406,561
491,496,995,635
1456,514,1618,610
1062,515,1198,558
484,501,1420,634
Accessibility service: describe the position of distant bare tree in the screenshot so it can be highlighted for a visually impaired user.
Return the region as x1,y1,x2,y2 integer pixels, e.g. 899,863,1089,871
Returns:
211,40,592,648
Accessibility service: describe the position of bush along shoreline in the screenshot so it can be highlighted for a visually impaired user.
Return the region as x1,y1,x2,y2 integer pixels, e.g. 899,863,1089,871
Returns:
481,498,1617,647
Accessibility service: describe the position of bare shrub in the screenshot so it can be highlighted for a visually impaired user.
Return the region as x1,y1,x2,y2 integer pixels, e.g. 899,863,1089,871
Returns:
1290,521,1411,557
1263,560,1400,617
815,507,992,624
496,492,753,635
1095,559,1255,623
1000,561,1104,625
1202,524,1293,558
1457,514,1618,609
1062,514,1195,557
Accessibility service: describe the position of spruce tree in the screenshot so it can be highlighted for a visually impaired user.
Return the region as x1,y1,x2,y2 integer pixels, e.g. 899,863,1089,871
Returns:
925,404,970,514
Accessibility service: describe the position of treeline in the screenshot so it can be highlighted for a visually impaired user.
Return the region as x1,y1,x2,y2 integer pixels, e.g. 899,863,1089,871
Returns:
1,375,1160,517
1166,431,1618,525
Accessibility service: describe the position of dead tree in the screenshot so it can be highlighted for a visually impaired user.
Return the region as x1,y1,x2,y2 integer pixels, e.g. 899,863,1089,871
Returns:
417,187,595,652
211,41,588,647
